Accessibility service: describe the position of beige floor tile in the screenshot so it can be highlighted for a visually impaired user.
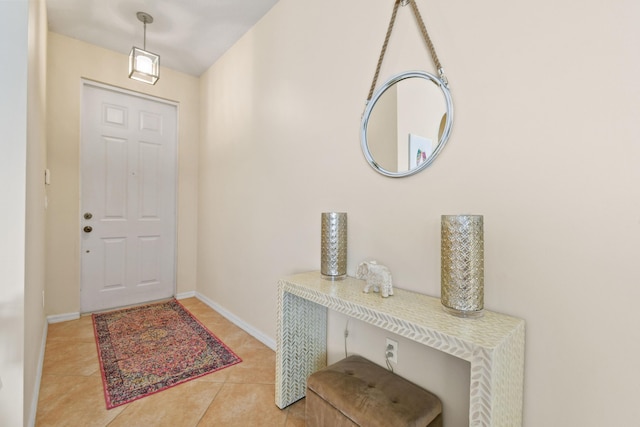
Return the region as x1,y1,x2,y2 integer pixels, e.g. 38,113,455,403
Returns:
108,380,223,427
198,383,288,426
192,362,236,384
179,299,219,315
35,374,125,427
46,316,95,342
41,340,100,377
285,399,307,427
203,322,253,350
226,343,276,384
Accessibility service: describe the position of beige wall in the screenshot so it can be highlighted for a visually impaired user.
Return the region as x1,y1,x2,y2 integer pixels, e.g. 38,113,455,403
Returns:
25,0,48,424
198,0,640,425
46,33,200,315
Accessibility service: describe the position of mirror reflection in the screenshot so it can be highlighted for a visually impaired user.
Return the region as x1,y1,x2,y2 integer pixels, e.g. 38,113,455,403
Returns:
361,71,453,177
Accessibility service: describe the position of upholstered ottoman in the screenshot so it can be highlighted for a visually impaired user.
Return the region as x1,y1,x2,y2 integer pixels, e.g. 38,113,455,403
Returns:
306,355,442,427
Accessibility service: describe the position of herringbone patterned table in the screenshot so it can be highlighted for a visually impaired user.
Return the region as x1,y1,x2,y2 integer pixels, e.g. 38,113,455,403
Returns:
275,272,525,427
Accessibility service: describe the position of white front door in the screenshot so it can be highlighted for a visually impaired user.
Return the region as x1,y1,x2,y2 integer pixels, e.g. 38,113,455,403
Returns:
80,82,177,312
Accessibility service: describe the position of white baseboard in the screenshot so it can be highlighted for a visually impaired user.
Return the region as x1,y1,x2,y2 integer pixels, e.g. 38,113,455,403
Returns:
194,292,276,351
47,312,80,324
27,319,48,427
176,291,196,300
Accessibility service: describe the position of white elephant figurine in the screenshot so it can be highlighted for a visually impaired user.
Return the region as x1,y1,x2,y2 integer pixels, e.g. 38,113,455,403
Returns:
356,260,394,298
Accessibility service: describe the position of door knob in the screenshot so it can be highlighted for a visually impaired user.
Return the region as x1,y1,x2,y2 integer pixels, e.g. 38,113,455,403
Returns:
83,226,93,233
84,212,93,220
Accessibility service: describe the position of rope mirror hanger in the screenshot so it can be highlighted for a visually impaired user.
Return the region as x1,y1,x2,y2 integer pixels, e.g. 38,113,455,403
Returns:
367,0,448,103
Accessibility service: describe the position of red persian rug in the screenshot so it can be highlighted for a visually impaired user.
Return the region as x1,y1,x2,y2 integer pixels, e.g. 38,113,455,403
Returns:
92,299,241,408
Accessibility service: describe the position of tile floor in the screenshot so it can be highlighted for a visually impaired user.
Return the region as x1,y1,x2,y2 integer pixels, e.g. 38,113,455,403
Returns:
35,297,306,427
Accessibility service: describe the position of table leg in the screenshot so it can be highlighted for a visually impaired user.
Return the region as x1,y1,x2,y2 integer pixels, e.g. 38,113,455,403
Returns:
276,288,328,408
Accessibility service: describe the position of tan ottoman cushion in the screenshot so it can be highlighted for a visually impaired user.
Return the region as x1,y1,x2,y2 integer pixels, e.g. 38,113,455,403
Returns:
306,355,442,427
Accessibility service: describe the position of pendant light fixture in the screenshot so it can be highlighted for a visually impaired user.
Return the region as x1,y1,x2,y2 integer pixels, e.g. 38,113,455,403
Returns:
129,12,160,85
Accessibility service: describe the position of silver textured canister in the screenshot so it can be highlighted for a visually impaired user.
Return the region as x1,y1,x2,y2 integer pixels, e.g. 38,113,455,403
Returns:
321,212,347,279
441,215,484,318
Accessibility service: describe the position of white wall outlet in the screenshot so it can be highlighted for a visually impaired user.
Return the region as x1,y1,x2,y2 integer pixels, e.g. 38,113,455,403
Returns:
386,338,398,364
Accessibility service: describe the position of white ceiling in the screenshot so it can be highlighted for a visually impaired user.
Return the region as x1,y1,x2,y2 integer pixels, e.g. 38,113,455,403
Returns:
46,0,280,77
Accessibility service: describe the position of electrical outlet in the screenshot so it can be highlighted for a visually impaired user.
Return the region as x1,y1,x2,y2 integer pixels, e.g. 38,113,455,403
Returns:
386,338,398,364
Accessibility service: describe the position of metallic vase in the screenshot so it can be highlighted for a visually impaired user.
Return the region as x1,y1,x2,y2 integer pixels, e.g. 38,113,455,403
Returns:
441,215,484,318
321,212,347,279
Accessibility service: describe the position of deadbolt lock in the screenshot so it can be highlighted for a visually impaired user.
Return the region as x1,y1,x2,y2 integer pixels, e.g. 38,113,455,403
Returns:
83,226,93,233
84,212,93,220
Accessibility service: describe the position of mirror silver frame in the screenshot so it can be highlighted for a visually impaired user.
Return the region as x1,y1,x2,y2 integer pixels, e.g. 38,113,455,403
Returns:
360,70,454,178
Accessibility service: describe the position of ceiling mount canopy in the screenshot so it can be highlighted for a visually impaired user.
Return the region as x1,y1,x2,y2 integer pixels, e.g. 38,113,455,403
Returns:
129,11,160,85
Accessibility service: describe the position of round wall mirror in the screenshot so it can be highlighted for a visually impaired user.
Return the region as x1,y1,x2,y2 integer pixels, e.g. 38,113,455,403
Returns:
360,70,453,177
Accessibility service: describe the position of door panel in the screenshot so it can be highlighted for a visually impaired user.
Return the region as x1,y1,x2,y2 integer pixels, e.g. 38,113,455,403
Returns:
104,136,128,218
81,83,177,312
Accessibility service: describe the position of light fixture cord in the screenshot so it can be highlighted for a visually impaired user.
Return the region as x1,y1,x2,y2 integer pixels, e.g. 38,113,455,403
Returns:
143,19,147,50
367,0,447,102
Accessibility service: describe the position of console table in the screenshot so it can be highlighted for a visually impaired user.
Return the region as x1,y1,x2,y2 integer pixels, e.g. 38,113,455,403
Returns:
275,271,525,426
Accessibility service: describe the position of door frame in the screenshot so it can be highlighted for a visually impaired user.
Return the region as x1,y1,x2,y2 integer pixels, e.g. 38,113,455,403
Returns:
79,79,179,313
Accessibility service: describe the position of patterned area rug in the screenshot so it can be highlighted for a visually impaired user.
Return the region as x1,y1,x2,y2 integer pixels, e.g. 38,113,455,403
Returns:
93,299,242,409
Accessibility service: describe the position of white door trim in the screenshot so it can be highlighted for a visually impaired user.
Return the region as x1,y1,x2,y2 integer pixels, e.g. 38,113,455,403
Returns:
81,79,179,107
